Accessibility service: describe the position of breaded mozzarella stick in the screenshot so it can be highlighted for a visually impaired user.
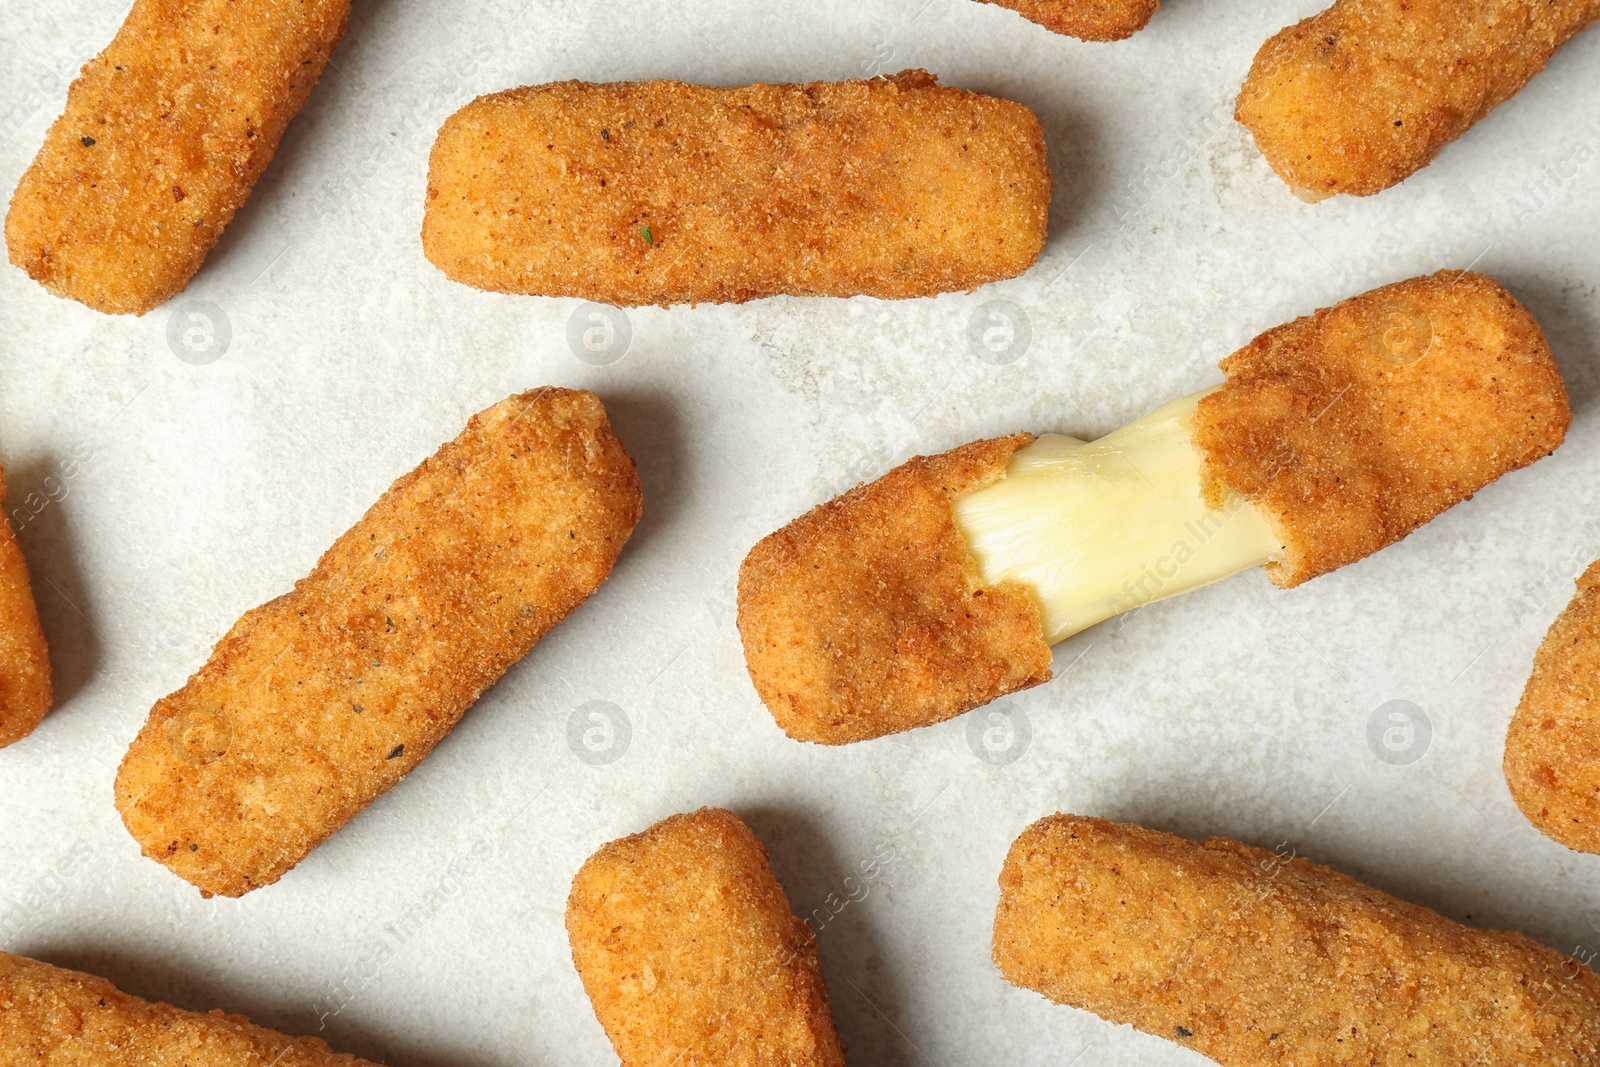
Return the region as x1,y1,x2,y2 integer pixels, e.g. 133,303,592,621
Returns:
738,272,1568,743
973,0,1159,41
5,0,350,315
116,389,642,897
0,468,51,748
1237,0,1600,201
993,815,1600,1065
0,951,385,1066
1506,560,1600,853
422,71,1051,306
566,808,846,1067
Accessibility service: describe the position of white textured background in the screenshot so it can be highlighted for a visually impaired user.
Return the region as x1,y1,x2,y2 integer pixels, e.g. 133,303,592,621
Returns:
2,0,1599,1063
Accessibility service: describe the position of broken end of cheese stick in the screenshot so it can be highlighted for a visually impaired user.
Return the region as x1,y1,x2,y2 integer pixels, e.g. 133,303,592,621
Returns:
1236,0,1600,201
1505,559,1600,855
0,951,386,1065
115,388,642,897
993,814,1600,1065
738,271,1568,744
566,807,846,1067
0,467,51,748
4,0,350,315
973,0,1159,42
422,70,1051,307
737,435,1054,745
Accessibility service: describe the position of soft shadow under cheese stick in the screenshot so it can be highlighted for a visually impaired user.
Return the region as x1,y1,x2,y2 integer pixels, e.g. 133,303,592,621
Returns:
5,0,350,315
993,815,1600,1065
566,808,846,1067
0,467,51,749
116,389,642,897
1505,559,1600,854
738,272,1569,744
0,951,386,1066
972,0,1159,41
1237,0,1600,201
423,71,1050,307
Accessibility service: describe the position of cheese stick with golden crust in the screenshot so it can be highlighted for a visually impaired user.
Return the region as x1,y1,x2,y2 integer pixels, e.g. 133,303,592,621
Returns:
1236,0,1600,201
0,951,385,1066
422,70,1051,307
973,0,1158,41
5,0,350,315
738,272,1568,744
566,808,847,1067
115,389,642,897
994,815,1600,1065
0,468,51,749
1505,560,1600,854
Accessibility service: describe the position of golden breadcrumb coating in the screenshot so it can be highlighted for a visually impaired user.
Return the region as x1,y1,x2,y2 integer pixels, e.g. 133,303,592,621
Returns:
115,389,642,897
0,952,383,1066
422,70,1051,307
1236,0,1600,200
737,435,1051,745
5,0,349,315
1506,560,1600,854
1194,272,1569,589
0,468,51,749
973,0,1158,41
565,808,846,1067
994,814,1600,1065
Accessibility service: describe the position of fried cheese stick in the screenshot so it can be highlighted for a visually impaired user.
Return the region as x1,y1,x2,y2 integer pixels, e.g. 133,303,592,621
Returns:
5,0,350,315
115,389,642,897
1236,0,1600,201
566,808,846,1067
1506,560,1600,854
738,272,1569,743
973,0,1159,41
422,70,1051,307
0,951,384,1066
0,467,51,749
993,815,1600,1065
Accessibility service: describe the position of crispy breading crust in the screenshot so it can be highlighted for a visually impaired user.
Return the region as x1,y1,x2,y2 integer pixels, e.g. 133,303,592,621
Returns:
565,808,846,1067
1506,560,1600,854
0,468,51,749
1194,272,1569,589
115,389,642,897
994,815,1600,1065
973,0,1158,41
422,71,1051,307
0,952,383,1066
737,436,1051,745
5,0,350,315
1236,0,1600,200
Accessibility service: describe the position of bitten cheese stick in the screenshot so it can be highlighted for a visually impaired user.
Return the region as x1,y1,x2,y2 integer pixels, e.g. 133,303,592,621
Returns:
1506,560,1600,854
422,70,1051,307
116,389,642,897
0,468,51,748
1237,0,1600,201
739,272,1568,743
566,808,846,1067
5,0,350,315
993,815,1600,1065
973,0,1158,41
0,951,384,1066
